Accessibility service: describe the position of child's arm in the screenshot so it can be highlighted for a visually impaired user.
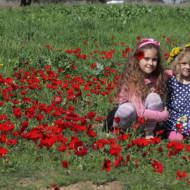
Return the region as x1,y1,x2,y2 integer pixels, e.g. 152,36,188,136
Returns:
143,107,169,122
164,70,173,81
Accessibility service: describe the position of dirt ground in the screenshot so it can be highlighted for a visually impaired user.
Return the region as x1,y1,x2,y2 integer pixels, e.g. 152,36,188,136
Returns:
15,179,123,190
59,181,123,190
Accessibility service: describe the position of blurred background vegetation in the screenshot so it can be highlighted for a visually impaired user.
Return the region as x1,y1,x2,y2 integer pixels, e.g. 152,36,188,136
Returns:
2,0,190,6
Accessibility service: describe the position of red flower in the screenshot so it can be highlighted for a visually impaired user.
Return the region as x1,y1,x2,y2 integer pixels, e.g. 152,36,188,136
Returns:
152,160,163,173
57,144,67,152
185,144,190,152
137,36,141,41
6,139,17,146
114,117,120,123
135,51,144,60
124,153,130,165
87,128,96,138
137,117,145,124
46,44,53,50
167,38,171,44
53,96,62,104
157,147,163,152
75,145,87,156
113,156,123,167
0,147,8,157
109,144,121,156
62,161,68,168
87,112,96,119
102,158,111,172
118,134,129,141
176,170,187,180
155,130,164,135
13,107,22,118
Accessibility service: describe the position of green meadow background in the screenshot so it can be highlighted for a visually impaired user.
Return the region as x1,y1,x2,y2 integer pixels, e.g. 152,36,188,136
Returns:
0,2,190,190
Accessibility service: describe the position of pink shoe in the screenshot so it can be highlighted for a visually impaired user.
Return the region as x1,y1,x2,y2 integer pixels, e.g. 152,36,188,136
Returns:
168,131,184,141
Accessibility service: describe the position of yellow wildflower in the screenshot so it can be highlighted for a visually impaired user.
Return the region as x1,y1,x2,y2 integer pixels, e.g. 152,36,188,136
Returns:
0,64,3,66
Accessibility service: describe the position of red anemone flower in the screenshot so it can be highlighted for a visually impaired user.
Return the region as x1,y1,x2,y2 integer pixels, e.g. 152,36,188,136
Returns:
102,158,111,172
62,161,68,168
152,160,163,173
135,51,144,60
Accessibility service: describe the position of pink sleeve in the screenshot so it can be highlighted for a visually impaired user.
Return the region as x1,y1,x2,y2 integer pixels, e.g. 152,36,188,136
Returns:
164,70,173,81
143,109,169,122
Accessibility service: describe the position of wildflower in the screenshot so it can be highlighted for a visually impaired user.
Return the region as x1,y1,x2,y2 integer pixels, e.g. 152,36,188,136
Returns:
152,160,163,173
114,117,120,123
46,44,53,51
75,144,87,156
0,64,3,66
109,144,121,156
176,170,187,180
102,158,111,172
13,107,22,118
137,36,141,42
6,139,17,146
113,156,123,167
124,153,130,165
87,112,96,119
0,147,8,157
62,161,68,168
53,96,62,104
57,144,67,152
87,128,96,137
137,117,145,124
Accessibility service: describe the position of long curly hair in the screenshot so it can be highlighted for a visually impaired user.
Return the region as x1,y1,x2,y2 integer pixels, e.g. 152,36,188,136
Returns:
114,42,166,103
171,45,190,83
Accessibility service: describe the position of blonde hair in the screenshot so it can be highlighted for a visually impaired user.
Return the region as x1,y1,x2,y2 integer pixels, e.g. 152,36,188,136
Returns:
115,42,166,103
170,44,190,83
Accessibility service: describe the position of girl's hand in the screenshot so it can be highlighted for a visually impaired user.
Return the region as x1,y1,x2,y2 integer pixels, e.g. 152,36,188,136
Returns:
164,107,167,111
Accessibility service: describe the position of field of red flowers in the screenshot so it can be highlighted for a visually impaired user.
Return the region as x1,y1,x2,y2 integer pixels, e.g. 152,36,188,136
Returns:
0,34,190,189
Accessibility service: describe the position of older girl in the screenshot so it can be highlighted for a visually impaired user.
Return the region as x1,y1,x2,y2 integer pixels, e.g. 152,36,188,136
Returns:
104,38,168,139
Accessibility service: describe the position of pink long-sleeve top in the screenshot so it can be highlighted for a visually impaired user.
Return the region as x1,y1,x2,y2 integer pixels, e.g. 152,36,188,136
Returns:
117,70,173,122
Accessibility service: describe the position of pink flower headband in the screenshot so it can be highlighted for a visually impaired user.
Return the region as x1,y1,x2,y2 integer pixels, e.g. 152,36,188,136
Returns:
138,38,160,49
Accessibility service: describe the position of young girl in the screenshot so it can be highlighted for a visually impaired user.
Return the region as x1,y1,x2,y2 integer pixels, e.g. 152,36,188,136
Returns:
104,38,168,139
164,43,190,141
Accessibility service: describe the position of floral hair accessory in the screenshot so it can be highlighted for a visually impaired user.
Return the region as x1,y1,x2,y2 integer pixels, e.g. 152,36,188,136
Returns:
168,43,190,63
135,51,144,60
138,38,160,49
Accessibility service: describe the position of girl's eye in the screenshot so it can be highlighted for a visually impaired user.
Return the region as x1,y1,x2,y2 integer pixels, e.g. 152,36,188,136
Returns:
144,57,150,61
152,58,158,62
180,62,190,67
144,57,158,62
181,62,188,65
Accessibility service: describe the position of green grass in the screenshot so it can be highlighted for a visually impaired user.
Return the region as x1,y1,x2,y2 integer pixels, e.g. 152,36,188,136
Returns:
0,3,190,190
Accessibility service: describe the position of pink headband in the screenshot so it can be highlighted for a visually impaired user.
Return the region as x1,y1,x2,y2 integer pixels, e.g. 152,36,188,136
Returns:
138,38,160,49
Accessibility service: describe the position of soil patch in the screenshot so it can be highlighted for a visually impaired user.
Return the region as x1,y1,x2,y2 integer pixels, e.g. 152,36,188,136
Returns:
59,181,123,190
15,179,123,190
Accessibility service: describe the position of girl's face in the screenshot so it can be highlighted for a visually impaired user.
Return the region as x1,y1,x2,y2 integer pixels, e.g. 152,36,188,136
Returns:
179,54,190,79
138,48,158,75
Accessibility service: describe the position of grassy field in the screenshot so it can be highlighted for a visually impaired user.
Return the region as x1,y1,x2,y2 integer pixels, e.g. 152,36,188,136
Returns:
0,3,190,190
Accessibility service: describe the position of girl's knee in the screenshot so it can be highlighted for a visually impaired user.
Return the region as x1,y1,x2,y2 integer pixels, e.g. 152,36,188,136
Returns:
116,103,136,118
145,93,163,111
